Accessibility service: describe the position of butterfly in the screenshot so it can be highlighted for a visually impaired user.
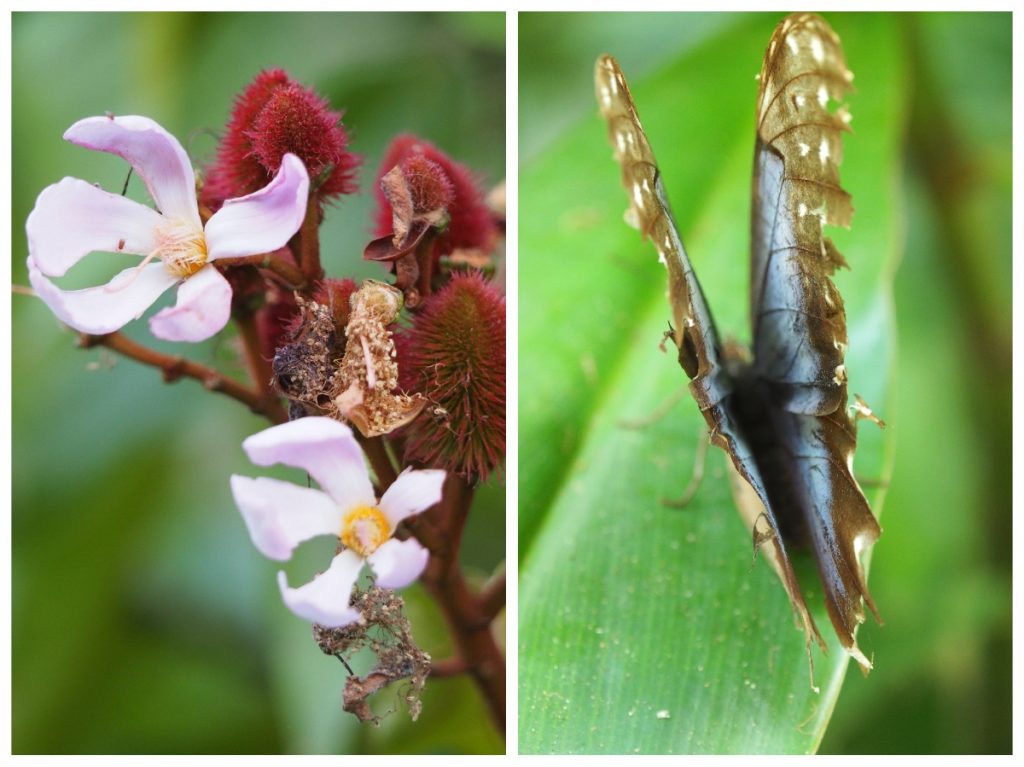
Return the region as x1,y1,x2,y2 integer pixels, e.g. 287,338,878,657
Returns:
595,13,883,676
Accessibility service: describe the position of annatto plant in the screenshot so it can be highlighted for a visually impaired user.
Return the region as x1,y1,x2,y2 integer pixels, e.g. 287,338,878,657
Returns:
21,70,505,731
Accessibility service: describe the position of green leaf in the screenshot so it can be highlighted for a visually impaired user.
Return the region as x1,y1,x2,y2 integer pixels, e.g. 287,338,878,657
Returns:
519,14,905,754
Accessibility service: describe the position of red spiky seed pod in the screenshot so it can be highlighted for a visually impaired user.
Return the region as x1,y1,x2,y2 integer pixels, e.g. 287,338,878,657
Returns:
200,69,289,209
202,69,359,210
373,135,498,262
399,272,505,482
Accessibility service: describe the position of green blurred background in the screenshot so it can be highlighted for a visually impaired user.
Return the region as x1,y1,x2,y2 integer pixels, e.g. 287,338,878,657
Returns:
12,12,505,755
519,12,1010,754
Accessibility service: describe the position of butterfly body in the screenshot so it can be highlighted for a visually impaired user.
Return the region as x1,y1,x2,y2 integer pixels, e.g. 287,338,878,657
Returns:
596,13,881,674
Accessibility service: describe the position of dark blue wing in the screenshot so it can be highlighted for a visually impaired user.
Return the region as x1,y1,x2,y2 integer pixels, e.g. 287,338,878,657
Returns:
750,14,881,669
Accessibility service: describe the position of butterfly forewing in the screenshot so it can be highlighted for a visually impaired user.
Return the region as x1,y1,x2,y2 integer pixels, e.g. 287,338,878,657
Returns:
751,13,855,415
595,55,730,409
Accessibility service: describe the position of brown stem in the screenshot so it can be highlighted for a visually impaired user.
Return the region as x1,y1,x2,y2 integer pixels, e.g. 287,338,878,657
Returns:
293,195,323,288
217,252,305,288
404,506,446,554
354,434,399,492
78,332,287,424
478,572,506,623
414,474,505,734
234,311,275,394
430,656,469,678
414,227,438,303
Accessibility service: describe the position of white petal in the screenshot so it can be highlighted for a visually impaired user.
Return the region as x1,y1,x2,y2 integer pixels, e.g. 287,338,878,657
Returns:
148,264,232,342
64,115,200,227
378,468,446,529
26,177,161,277
277,549,364,628
28,258,178,335
366,538,429,590
230,475,342,561
242,417,375,508
205,153,310,261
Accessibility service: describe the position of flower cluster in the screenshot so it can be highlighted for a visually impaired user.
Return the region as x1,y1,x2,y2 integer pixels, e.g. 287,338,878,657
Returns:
24,68,505,721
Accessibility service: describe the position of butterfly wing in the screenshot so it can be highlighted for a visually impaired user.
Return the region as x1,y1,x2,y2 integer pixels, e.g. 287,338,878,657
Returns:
595,55,730,412
751,13,854,415
751,13,881,669
596,52,826,662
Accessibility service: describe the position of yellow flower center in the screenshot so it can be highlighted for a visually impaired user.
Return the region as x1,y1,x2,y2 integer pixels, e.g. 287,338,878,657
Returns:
155,218,208,278
339,505,391,557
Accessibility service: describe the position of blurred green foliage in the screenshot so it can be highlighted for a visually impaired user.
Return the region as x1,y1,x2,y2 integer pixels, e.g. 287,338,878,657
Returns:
12,12,504,755
518,11,1009,754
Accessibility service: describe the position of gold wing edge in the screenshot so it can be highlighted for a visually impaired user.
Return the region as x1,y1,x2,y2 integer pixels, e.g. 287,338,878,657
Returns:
756,12,855,235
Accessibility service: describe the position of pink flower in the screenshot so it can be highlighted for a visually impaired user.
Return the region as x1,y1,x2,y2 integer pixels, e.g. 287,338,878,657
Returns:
27,115,310,342
230,417,445,627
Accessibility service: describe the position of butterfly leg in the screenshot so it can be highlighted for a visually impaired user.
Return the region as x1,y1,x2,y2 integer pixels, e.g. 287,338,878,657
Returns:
661,426,709,509
618,385,688,429
849,393,886,429
856,476,890,490
849,393,889,487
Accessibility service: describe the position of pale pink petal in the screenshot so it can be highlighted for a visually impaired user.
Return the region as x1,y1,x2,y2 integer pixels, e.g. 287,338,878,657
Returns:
230,475,342,562
148,264,232,342
378,468,446,529
277,549,364,627
366,538,429,589
28,258,178,335
26,177,161,277
64,115,200,226
242,417,375,508
205,153,310,261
